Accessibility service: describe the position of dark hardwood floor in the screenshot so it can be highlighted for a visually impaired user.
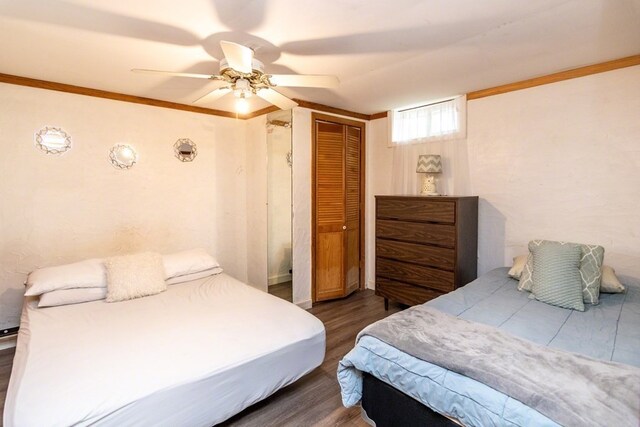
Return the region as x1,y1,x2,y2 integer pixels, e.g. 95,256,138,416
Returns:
0,345,13,426
0,290,401,426
268,280,293,302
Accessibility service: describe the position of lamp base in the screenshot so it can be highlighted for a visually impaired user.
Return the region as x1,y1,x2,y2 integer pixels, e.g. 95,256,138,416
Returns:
420,174,439,196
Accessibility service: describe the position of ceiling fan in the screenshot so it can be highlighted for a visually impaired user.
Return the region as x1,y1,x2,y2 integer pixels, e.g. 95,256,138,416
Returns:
132,41,339,113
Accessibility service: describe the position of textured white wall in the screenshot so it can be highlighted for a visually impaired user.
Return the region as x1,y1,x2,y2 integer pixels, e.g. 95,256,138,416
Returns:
468,65,640,277
365,118,393,288
245,115,268,292
0,83,248,329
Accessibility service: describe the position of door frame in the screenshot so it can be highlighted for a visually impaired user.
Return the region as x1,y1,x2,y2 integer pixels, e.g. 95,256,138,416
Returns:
311,112,366,303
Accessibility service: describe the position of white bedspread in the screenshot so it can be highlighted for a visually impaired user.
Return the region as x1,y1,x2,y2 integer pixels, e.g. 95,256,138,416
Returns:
4,274,325,427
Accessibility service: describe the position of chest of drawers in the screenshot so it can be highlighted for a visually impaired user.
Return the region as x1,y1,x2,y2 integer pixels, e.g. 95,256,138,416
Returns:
375,195,478,309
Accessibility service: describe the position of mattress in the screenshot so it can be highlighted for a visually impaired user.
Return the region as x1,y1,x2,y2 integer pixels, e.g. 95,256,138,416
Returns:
4,273,326,427
339,268,640,426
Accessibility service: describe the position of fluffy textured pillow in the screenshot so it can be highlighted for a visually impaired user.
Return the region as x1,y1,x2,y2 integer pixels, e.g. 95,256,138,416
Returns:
165,267,223,285
600,265,626,293
518,240,604,304
508,255,528,279
531,243,584,311
38,287,107,308
25,258,106,296
38,267,224,307
163,248,220,279
105,252,166,303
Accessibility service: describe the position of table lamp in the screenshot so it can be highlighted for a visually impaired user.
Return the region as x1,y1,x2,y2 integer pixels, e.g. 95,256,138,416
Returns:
416,154,442,196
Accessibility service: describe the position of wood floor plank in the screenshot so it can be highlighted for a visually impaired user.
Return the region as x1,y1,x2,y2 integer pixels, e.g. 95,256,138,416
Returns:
268,281,292,302
0,290,400,426
0,347,16,425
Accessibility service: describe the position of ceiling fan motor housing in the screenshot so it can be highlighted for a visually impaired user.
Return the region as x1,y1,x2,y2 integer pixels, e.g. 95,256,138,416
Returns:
219,57,273,95
219,58,265,75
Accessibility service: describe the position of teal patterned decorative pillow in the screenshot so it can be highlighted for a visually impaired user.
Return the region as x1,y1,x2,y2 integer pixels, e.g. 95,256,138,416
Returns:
531,244,584,311
578,244,605,303
517,252,535,292
518,240,604,304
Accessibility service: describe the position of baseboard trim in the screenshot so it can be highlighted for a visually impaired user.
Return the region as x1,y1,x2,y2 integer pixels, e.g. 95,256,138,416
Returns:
296,299,312,310
0,335,17,350
268,273,292,286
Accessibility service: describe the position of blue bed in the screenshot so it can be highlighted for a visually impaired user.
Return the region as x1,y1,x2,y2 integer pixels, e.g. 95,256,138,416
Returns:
338,268,640,426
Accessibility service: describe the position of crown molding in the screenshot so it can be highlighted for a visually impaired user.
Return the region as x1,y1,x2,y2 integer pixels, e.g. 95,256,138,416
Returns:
467,54,640,100
0,72,381,121
0,73,240,119
369,111,388,120
293,99,371,121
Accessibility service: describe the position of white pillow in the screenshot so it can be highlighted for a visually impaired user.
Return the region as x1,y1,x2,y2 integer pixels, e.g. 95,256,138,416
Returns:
25,258,106,296
38,267,224,308
38,287,107,308
105,252,166,303
508,255,528,279
163,248,219,279
165,267,224,285
600,265,625,293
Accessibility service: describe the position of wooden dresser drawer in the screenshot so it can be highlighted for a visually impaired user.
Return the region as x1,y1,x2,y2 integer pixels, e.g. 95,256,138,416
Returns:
376,220,456,248
377,198,455,223
376,278,445,306
374,195,478,308
376,239,454,270
376,258,455,292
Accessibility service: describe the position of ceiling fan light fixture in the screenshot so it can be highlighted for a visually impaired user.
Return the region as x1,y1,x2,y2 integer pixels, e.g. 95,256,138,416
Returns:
235,93,250,114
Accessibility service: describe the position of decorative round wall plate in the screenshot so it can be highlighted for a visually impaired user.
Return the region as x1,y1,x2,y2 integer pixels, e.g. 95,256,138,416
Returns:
109,144,138,169
174,138,197,162
35,126,72,155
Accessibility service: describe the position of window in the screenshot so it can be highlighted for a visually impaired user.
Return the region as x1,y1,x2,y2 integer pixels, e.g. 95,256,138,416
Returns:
391,95,466,145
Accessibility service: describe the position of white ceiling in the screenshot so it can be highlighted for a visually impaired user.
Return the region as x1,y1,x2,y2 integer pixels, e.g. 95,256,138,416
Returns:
1,0,639,114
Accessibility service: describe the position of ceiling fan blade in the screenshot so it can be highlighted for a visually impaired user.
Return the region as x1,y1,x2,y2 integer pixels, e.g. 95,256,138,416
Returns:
220,41,253,73
257,88,299,110
131,69,218,79
193,87,232,104
269,74,340,88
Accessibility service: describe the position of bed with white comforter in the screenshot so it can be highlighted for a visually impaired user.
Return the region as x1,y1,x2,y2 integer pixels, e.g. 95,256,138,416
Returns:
4,273,325,426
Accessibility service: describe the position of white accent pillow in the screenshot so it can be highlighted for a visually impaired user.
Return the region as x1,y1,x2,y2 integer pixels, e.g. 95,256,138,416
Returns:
600,265,625,293
508,255,528,279
105,252,166,303
163,248,219,279
38,267,224,308
165,267,224,285
38,287,107,308
25,258,106,297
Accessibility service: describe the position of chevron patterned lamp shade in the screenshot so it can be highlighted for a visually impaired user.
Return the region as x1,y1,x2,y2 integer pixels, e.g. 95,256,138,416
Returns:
416,155,442,173
416,154,442,196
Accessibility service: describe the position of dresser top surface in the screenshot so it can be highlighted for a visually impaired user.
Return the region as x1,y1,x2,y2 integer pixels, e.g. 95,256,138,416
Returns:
375,195,478,200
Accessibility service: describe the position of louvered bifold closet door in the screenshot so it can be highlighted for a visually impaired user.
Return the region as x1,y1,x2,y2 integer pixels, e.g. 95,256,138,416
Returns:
315,121,346,300
345,126,361,294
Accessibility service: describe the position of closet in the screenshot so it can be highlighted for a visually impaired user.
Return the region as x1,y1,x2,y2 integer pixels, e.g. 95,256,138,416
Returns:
312,113,365,302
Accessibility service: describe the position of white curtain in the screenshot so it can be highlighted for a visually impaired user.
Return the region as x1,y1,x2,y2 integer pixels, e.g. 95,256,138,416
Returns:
391,139,470,196
390,96,470,195
391,95,466,145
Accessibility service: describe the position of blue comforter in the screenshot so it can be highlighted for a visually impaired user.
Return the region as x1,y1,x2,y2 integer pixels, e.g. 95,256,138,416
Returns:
338,268,640,427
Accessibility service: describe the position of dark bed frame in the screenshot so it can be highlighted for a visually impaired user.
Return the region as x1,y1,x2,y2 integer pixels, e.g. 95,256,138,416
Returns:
362,372,459,427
